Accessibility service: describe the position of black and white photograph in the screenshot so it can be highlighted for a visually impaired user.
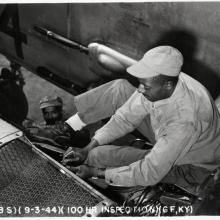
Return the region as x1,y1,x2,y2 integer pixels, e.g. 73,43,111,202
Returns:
0,0,220,217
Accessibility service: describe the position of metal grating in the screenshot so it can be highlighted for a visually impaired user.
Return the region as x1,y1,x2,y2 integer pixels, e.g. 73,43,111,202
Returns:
0,139,102,217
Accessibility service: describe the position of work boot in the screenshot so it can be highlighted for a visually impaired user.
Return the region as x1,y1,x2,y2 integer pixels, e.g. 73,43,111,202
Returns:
25,122,90,149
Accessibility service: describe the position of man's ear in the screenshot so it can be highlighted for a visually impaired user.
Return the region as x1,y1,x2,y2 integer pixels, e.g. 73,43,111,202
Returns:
164,81,173,90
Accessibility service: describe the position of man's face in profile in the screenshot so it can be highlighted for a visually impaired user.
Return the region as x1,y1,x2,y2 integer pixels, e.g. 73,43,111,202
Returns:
137,77,166,102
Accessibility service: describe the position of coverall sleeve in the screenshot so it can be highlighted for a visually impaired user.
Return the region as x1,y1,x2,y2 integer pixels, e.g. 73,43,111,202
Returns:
93,91,149,145
105,121,199,186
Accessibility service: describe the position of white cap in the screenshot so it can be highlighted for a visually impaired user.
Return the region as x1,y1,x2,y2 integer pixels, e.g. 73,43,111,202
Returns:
127,46,183,79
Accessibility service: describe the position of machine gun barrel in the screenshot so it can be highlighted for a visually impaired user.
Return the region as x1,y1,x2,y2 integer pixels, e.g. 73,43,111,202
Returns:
33,25,89,54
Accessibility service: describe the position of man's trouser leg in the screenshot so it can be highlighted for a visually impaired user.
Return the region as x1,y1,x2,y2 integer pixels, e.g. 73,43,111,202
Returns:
86,145,212,194
74,79,136,125
85,145,149,168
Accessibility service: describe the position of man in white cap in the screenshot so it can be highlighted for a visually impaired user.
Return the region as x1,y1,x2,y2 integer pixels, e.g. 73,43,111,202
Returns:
60,43,220,193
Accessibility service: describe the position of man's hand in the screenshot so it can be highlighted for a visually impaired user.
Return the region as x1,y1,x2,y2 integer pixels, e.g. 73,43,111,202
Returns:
62,139,99,166
66,165,95,179
62,147,87,166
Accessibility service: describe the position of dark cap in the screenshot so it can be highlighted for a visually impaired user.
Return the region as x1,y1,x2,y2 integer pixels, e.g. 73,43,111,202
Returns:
39,95,63,109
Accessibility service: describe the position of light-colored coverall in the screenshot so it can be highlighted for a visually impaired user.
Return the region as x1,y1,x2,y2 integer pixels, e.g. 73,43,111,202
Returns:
69,73,220,193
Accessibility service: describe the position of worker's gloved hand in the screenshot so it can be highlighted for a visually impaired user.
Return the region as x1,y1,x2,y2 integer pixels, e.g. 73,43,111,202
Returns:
62,147,88,166
66,165,95,179
24,122,90,150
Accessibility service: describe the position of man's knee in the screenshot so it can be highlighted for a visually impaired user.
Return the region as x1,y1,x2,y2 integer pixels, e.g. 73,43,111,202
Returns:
86,146,107,168
112,79,133,91
87,147,100,162
111,79,135,106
